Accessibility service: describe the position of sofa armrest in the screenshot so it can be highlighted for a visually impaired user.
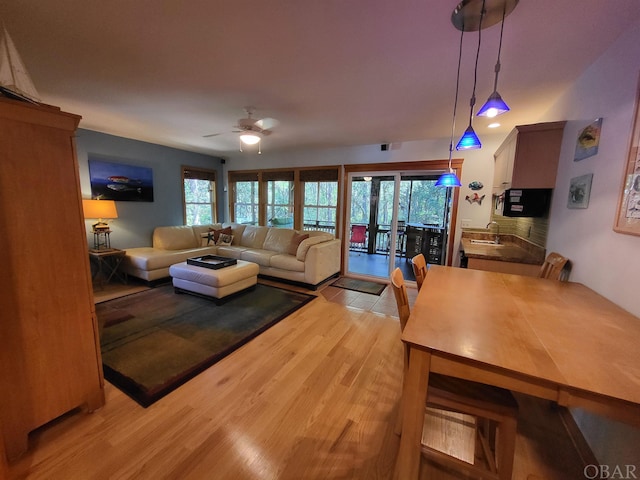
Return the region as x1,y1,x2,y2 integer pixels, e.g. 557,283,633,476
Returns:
296,234,333,261
303,239,341,285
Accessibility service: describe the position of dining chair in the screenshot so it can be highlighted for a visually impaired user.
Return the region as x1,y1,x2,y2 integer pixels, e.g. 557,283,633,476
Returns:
411,253,428,291
539,252,569,281
391,267,518,480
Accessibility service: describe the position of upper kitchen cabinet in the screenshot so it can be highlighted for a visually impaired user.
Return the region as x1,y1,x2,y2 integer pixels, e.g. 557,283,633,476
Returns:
493,121,566,192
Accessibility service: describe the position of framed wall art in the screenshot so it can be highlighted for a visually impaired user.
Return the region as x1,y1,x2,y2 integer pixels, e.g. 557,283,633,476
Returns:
89,157,154,202
614,75,640,235
574,117,603,161
568,173,593,209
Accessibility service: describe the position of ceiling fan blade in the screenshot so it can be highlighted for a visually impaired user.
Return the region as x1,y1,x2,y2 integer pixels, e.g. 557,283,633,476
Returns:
255,117,279,130
202,132,223,138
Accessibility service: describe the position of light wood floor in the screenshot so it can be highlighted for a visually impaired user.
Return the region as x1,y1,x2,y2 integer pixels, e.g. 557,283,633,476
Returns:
8,278,589,479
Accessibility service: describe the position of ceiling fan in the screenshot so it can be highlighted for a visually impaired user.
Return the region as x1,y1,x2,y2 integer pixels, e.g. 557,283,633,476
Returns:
203,107,279,153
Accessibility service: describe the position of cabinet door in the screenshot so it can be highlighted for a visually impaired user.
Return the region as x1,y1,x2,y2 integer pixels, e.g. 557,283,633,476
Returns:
0,99,104,461
511,126,565,188
493,134,515,192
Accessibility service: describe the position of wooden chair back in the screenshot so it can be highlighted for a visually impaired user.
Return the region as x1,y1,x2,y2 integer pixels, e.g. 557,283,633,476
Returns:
411,253,428,291
539,252,569,281
390,267,410,331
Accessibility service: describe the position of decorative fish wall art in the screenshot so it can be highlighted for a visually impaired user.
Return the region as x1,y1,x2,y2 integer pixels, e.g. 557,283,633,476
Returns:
465,193,486,205
468,181,484,191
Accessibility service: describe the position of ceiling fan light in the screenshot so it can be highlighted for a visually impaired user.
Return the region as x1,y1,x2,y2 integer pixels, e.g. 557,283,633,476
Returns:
456,125,482,150
477,91,510,118
239,132,261,145
435,171,462,188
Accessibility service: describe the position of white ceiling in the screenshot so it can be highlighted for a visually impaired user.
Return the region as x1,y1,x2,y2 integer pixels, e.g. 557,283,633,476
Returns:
2,1,639,156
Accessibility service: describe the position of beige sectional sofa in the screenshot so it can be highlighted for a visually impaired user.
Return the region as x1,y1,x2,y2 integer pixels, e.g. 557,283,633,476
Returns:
121,223,341,288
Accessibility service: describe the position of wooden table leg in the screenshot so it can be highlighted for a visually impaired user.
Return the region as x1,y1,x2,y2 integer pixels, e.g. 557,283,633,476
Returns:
394,347,431,480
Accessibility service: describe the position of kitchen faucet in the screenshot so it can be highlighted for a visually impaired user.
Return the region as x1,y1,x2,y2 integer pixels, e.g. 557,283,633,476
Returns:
486,221,500,244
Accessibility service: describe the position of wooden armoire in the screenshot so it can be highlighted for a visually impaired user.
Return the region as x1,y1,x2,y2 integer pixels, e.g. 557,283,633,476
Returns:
0,97,105,467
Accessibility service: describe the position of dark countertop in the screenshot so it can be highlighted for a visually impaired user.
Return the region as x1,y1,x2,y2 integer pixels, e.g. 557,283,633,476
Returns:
460,234,545,265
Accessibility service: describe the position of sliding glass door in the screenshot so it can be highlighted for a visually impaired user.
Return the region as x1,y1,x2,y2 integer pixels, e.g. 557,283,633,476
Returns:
345,170,451,282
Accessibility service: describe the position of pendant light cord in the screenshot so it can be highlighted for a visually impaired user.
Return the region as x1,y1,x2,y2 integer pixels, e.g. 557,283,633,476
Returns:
468,0,486,124
493,3,506,91
448,26,465,165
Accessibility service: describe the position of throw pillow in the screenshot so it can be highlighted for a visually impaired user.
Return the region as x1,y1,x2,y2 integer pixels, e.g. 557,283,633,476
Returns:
201,232,216,246
216,233,234,246
209,226,232,244
287,232,309,256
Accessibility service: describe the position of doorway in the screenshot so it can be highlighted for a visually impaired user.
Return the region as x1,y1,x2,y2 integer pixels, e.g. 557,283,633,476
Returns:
344,171,452,282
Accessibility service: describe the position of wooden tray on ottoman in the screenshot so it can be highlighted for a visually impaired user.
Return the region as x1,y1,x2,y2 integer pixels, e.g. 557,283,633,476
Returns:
187,255,237,270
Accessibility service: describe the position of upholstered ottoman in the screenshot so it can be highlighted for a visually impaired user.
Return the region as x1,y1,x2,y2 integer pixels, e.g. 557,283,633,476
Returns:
169,260,259,302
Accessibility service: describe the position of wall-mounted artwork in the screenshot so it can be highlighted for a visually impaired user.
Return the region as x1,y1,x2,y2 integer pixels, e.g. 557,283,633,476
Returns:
89,158,154,202
614,74,640,236
568,173,593,209
574,117,603,161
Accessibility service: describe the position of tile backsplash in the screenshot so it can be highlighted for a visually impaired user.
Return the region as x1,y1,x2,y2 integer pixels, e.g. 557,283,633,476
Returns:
490,214,549,247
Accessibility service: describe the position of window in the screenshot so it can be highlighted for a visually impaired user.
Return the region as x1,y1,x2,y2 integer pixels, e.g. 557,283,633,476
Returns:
301,169,339,234
263,171,294,227
228,167,339,230
303,181,338,233
182,167,216,225
234,181,259,225
266,180,293,226
405,177,447,226
350,178,371,225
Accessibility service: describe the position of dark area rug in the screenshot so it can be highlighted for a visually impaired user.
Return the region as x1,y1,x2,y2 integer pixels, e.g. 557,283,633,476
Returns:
330,277,386,295
97,284,315,407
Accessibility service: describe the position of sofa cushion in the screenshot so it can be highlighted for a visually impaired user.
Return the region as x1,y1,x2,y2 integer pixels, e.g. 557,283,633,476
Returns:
215,245,247,259
224,223,247,245
287,232,309,256
125,246,218,271
153,226,199,250
296,233,333,261
240,248,278,267
263,228,295,254
270,253,305,272
240,225,269,249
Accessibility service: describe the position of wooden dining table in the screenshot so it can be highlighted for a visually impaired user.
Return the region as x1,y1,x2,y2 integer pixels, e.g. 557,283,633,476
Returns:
394,265,640,480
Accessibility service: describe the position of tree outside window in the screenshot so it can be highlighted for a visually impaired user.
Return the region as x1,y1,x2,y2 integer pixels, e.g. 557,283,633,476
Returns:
234,181,259,225
267,180,293,226
303,181,338,233
183,167,216,226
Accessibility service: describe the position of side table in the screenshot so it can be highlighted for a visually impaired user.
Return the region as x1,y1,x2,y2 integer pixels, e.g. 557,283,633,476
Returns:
89,248,127,288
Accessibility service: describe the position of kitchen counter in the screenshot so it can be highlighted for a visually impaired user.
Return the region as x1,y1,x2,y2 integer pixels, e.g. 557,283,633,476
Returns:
460,233,545,265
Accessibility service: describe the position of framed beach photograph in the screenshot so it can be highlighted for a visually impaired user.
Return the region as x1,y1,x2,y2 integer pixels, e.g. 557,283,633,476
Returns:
568,174,593,209
574,117,603,161
89,158,154,202
614,75,640,235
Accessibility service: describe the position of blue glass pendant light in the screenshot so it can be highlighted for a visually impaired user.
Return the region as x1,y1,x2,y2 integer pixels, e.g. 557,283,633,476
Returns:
435,171,462,188
477,3,510,117
456,124,482,150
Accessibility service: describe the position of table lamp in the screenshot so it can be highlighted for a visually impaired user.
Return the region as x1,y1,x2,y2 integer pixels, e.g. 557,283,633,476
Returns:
82,199,118,250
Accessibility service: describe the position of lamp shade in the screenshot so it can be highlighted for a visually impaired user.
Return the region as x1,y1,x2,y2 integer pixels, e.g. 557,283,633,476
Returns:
239,132,261,145
476,91,510,117
456,125,482,150
435,172,462,188
82,199,118,219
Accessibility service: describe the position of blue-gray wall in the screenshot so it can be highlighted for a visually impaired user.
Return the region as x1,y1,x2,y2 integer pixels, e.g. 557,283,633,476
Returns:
75,129,223,248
